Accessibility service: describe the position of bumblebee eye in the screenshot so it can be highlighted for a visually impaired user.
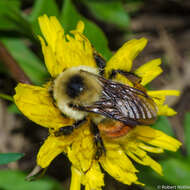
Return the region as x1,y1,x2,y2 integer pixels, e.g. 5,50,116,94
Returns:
66,74,85,98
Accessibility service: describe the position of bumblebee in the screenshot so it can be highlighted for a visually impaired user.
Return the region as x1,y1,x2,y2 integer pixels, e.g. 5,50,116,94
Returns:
51,54,158,159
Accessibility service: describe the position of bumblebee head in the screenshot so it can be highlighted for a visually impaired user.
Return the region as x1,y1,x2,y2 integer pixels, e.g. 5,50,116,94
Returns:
53,66,103,120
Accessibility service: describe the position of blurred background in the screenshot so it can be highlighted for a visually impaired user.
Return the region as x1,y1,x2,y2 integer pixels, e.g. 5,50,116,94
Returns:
0,0,190,190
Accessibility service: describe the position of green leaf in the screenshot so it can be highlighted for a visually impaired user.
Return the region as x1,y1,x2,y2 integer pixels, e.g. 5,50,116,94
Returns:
184,112,190,158
30,0,59,21
0,93,13,102
0,170,62,190
1,38,48,85
29,0,59,35
0,153,23,165
0,0,33,39
0,0,21,30
60,0,81,32
139,167,168,190
7,104,21,114
153,116,174,136
60,0,112,60
139,156,190,188
83,1,130,29
160,157,190,185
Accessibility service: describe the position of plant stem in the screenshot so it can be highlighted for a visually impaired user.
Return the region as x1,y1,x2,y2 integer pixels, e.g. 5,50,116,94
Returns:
0,41,32,84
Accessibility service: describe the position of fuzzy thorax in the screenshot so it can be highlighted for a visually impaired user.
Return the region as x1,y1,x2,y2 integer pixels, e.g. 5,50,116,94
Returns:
53,66,103,120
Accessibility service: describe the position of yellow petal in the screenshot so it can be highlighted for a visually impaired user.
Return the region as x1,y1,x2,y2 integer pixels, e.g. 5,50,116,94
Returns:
55,31,96,70
125,145,163,175
148,90,180,97
135,58,162,86
37,135,73,168
70,166,82,190
148,90,180,116
14,83,73,129
157,104,177,116
82,162,104,190
76,20,85,33
148,90,180,105
121,126,181,175
133,126,182,152
39,36,59,77
38,15,66,77
105,38,148,78
67,122,95,172
38,15,96,77
138,142,164,153
38,15,64,53
113,73,133,86
99,141,139,185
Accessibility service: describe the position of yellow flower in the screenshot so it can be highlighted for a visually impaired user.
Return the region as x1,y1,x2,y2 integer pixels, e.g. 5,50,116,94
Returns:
14,15,181,189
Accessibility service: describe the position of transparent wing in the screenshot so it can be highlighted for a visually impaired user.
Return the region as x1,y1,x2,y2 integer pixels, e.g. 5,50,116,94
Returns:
80,75,157,126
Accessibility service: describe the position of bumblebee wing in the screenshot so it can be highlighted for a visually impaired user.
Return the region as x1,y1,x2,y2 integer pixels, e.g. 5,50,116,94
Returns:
80,76,157,126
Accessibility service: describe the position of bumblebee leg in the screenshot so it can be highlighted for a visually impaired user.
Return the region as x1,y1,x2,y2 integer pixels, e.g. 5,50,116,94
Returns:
54,118,86,137
93,51,106,75
110,70,142,84
90,122,106,160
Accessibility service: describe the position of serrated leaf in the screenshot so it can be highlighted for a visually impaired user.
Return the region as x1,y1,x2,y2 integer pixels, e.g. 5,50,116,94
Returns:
184,112,190,158
0,153,23,165
1,38,48,85
83,1,130,29
60,0,112,60
0,170,62,190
